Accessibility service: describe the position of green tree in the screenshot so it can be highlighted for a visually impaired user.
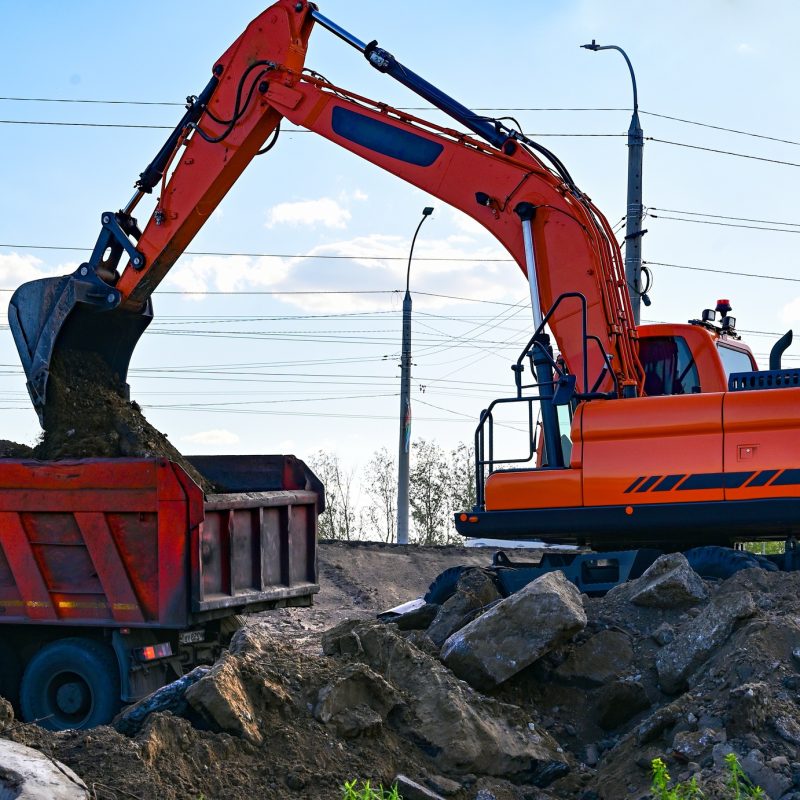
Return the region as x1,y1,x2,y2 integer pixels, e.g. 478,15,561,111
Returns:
363,447,397,543
310,451,361,541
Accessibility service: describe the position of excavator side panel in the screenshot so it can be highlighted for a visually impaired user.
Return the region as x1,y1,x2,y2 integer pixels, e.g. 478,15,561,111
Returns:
581,393,724,507
723,387,800,501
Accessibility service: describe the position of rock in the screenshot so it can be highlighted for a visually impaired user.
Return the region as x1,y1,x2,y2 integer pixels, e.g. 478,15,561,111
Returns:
0,738,89,799
636,700,686,744
184,651,290,744
655,590,756,693
593,679,651,730
774,715,800,746
474,792,498,800
114,666,210,736
726,682,769,738
628,553,708,608
427,774,463,796
0,696,13,730
392,602,441,631
556,630,633,686
334,619,569,785
441,571,587,690
394,775,446,800
652,622,675,646
672,728,722,761
741,750,792,799
584,744,599,767
712,742,735,768
322,618,364,656
426,569,501,647
314,663,403,738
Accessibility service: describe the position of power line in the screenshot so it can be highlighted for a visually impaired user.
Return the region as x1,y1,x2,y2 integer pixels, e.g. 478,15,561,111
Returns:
3,97,797,146
649,208,800,228
648,137,800,169
651,214,800,235
646,260,800,283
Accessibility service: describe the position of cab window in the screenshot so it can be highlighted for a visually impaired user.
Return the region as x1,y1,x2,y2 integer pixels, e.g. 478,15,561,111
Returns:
717,344,754,377
639,336,701,396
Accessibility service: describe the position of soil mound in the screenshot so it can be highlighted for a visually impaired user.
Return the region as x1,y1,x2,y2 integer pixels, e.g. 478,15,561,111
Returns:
31,352,212,492
5,545,800,799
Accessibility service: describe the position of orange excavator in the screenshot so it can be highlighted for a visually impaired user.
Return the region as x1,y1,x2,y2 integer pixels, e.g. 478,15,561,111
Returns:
8,1,799,580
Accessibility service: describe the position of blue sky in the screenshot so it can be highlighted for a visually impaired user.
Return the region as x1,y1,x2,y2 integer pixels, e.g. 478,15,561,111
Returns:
1,1,798,473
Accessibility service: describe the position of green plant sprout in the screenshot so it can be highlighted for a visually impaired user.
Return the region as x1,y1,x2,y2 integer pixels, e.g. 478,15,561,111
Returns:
651,753,765,800
342,779,403,800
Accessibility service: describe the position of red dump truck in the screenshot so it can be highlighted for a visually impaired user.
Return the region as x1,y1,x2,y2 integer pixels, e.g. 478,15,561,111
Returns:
0,454,322,730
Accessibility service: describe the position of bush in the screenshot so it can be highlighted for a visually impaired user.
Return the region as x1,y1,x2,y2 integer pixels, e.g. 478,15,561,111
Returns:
651,753,765,799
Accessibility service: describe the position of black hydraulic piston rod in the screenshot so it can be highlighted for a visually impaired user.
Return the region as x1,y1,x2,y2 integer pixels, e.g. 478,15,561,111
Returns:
309,9,512,152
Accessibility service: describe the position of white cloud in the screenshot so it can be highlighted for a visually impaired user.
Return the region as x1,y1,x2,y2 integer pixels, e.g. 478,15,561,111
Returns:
736,42,755,55
181,429,240,445
0,252,69,286
351,189,368,202
164,230,521,313
266,197,351,229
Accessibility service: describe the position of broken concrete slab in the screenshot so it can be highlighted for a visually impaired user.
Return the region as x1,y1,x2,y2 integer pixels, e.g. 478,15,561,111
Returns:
183,651,290,744
314,663,403,738
327,619,569,785
0,738,89,799
441,570,587,690
555,629,633,686
426,568,501,647
656,590,756,693
630,553,708,608
393,775,446,800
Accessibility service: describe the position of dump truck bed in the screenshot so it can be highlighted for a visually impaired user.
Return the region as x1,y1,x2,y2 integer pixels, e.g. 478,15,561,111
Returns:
0,455,321,629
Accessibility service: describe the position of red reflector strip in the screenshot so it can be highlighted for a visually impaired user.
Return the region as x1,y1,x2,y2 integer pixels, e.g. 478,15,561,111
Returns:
135,642,173,662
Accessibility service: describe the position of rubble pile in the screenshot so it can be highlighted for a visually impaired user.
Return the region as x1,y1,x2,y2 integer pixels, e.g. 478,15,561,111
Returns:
4,549,800,799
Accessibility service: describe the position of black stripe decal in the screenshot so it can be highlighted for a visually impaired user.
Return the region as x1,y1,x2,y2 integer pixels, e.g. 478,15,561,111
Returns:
772,469,800,487
745,470,779,488
652,474,686,492
624,476,647,494
724,471,756,489
678,472,755,490
678,473,725,490
636,475,662,493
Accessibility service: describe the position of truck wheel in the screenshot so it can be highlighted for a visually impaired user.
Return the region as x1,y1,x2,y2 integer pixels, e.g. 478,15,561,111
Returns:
20,638,120,730
684,546,768,580
424,566,467,604
0,640,21,707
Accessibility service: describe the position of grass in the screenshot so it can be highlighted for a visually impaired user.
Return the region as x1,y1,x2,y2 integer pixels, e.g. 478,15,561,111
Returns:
651,753,765,799
341,780,403,800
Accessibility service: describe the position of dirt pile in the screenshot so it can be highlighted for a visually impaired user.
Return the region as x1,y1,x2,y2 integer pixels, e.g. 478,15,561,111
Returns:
18,351,212,491
5,545,800,799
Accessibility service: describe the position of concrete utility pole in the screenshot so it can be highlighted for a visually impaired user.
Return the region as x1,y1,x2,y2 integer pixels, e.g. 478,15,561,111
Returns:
396,206,434,545
581,40,647,324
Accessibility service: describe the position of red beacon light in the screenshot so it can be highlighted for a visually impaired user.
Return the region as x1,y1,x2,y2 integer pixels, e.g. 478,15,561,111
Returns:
716,299,733,316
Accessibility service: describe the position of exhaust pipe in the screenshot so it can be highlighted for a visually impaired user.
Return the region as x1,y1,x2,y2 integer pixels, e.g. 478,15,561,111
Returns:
769,330,793,371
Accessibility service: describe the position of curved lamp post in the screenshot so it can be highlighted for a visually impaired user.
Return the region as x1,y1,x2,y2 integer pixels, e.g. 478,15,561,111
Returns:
581,40,647,323
396,206,434,545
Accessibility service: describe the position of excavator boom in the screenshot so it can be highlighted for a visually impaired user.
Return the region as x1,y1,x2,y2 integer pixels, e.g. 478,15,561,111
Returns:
9,0,643,424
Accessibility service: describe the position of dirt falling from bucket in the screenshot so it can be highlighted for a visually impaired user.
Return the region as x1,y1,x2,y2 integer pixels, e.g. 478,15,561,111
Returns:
32,351,213,493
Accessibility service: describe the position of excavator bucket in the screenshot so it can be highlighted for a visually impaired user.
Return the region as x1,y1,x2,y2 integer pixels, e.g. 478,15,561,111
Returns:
8,269,152,426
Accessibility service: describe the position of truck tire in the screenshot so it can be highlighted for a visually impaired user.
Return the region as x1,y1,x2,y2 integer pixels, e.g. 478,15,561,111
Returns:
684,546,774,580
20,638,120,731
0,640,21,707
424,566,467,605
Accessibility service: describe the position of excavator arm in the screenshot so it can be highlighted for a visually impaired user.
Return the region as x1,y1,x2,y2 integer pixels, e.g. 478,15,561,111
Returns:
9,0,643,424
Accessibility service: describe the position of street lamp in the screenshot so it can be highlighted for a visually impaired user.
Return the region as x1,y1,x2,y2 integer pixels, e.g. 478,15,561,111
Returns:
396,206,434,545
581,39,648,324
